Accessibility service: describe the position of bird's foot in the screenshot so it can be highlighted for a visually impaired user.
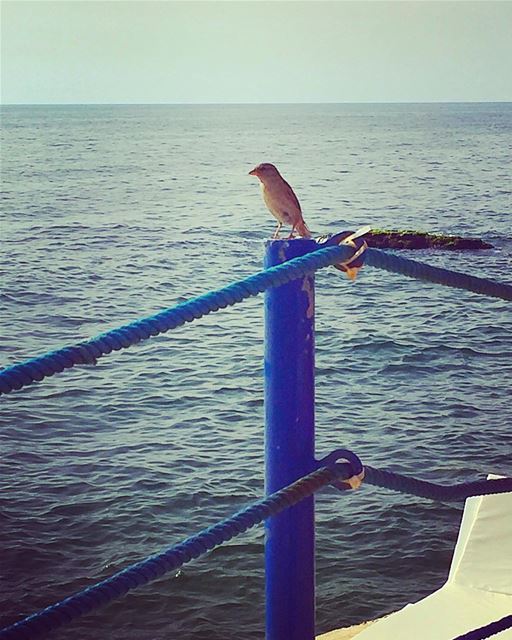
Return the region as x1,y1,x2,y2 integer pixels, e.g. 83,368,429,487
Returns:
272,223,283,240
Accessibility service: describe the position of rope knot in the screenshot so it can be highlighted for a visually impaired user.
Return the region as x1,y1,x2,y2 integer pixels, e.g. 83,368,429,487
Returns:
316,226,370,280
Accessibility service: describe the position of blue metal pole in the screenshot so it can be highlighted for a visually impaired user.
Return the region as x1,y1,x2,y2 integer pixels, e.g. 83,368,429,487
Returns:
264,238,317,640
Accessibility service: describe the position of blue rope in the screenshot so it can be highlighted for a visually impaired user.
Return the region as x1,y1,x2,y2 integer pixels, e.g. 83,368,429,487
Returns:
0,245,351,396
452,615,512,640
2,458,511,640
365,248,512,301
0,462,355,640
364,466,512,501
2,243,512,395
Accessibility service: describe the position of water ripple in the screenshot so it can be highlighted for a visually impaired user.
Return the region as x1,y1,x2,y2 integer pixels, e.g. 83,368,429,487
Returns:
1,103,511,639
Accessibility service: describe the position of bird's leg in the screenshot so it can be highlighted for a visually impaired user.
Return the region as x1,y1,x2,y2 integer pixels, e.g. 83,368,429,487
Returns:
287,223,297,239
272,222,282,239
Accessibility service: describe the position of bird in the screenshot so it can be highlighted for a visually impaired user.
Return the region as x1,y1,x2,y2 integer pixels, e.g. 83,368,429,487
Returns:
248,163,311,239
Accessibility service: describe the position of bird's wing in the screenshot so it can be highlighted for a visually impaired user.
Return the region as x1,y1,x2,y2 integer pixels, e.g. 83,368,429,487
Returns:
281,178,302,214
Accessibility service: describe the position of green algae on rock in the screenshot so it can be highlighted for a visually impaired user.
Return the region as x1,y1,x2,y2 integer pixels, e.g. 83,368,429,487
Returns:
365,229,493,250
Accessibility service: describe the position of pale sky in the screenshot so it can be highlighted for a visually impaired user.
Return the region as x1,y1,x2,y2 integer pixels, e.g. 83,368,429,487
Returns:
1,1,511,104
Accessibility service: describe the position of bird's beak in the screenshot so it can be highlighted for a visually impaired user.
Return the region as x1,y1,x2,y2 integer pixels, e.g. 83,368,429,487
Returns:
248,168,257,176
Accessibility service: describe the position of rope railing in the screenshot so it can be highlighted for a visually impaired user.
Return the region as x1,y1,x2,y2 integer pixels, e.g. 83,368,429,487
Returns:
364,466,512,501
0,462,355,640
1,241,512,396
364,247,512,300
453,615,512,640
1,459,511,640
0,244,349,395
2,238,511,640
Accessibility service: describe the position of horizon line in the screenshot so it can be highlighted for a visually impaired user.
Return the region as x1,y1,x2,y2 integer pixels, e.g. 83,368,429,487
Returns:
1,99,511,107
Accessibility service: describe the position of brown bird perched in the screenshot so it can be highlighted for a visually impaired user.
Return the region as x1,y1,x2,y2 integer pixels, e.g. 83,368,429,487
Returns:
249,163,311,239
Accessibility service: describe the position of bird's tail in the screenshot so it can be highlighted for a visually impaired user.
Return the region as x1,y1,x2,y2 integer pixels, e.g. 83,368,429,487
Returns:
295,218,312,238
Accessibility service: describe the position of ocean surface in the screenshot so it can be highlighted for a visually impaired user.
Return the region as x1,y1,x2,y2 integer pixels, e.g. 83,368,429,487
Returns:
1,102,511,639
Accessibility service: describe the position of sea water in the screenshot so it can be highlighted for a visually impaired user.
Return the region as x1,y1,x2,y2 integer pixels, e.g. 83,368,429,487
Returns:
1,102,511,638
